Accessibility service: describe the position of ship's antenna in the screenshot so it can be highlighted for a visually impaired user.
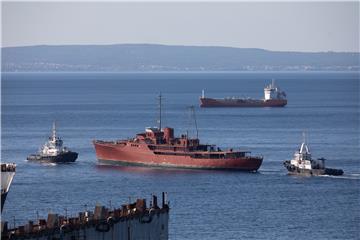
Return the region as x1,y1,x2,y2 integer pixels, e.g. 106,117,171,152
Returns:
302,131,306,144
303,130,307,144
302,131,310,153
158,93,162,130
52,121,56,140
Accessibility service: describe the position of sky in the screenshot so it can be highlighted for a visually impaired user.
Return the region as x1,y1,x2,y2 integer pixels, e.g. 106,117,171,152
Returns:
1,1,359,52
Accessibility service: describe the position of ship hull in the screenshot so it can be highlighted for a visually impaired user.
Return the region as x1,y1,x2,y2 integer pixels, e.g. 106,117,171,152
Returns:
94,142,262,171
283,161,343,176
1,192,8,212
200,97,287,107
1,163,16,212
27,151,78,163
2,194,169,240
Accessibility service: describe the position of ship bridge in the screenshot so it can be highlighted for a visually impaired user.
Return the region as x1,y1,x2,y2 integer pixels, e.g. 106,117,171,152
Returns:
264,79,286,100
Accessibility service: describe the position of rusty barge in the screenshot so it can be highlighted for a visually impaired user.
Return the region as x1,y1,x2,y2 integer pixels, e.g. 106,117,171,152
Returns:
1,193,169,240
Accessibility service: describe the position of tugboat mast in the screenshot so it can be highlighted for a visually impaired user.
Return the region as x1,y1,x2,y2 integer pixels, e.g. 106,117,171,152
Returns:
302,131,306,144
52,121,57,140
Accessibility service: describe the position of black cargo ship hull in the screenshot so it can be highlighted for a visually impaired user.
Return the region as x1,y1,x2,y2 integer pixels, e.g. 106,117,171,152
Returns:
283,161,343,176
200,97,287,107
27,151,78,163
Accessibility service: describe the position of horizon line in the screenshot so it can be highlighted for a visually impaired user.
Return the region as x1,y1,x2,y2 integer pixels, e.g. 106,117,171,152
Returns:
2,43,359,54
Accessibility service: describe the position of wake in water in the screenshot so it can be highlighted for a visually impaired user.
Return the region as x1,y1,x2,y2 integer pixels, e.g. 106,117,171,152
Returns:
319,173,360,180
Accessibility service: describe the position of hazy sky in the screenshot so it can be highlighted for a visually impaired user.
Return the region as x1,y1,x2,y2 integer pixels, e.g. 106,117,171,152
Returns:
2,1,359,52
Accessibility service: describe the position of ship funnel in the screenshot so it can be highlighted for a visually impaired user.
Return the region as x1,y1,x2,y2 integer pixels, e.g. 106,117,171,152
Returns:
201,90,205,98
163,127,174,142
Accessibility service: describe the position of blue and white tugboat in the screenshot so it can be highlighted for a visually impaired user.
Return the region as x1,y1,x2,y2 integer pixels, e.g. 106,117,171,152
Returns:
27,122,78,163
283,133,343,176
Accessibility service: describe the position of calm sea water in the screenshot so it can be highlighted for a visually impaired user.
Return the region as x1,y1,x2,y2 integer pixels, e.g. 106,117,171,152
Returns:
1,72,359,239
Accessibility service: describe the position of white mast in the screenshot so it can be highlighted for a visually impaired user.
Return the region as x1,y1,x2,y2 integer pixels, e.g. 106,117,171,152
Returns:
52,121,57,140
272,79,275,88
302,131,306,144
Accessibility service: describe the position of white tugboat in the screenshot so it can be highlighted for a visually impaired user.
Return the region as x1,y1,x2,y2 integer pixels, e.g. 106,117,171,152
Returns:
283,133,343,176
27,122,78,163
1,163,16,212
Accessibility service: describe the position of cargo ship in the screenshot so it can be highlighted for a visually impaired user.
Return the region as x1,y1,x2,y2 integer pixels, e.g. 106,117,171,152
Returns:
200,80,287,107
1,193,169,240
27,122,78,163
1,163,16,212
283,134,343,176
93,94,263,171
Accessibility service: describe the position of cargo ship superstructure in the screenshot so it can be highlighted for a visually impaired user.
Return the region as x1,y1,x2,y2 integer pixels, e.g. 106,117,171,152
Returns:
27,122,78,163
1,163,16,212
93,94,263,171
283,134,343,176
1,193,169,240
200,80,287,107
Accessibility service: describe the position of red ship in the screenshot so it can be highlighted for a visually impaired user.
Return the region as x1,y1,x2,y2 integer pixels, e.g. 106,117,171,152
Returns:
93,95,263,171
200,80,287,107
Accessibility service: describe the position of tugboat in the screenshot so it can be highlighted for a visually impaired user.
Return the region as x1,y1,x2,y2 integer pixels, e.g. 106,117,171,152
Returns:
200,80,287,107
27,122,78,163
1,163,16,212
93,94,263,171
283,133,343,176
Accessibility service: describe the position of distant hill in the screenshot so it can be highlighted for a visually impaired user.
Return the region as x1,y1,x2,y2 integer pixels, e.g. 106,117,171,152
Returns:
2,44,359,72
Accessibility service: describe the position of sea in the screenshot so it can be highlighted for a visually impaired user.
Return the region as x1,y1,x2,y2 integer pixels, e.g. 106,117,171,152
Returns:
1,72,359,239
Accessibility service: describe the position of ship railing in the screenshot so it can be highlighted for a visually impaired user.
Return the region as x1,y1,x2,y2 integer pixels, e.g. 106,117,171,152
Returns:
1,193,169,238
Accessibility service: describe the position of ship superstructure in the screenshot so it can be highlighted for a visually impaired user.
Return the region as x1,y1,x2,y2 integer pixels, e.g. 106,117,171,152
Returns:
200,79,287,107
283,134,343,176
1,163,16,212
27,122,78,163
93,94,263,171
1,193,169,240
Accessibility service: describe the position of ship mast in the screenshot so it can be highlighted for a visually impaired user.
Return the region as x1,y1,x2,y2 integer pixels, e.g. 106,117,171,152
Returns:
52,121,57,140
302,131,306,144
158,93,162,130
189,106,199,139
